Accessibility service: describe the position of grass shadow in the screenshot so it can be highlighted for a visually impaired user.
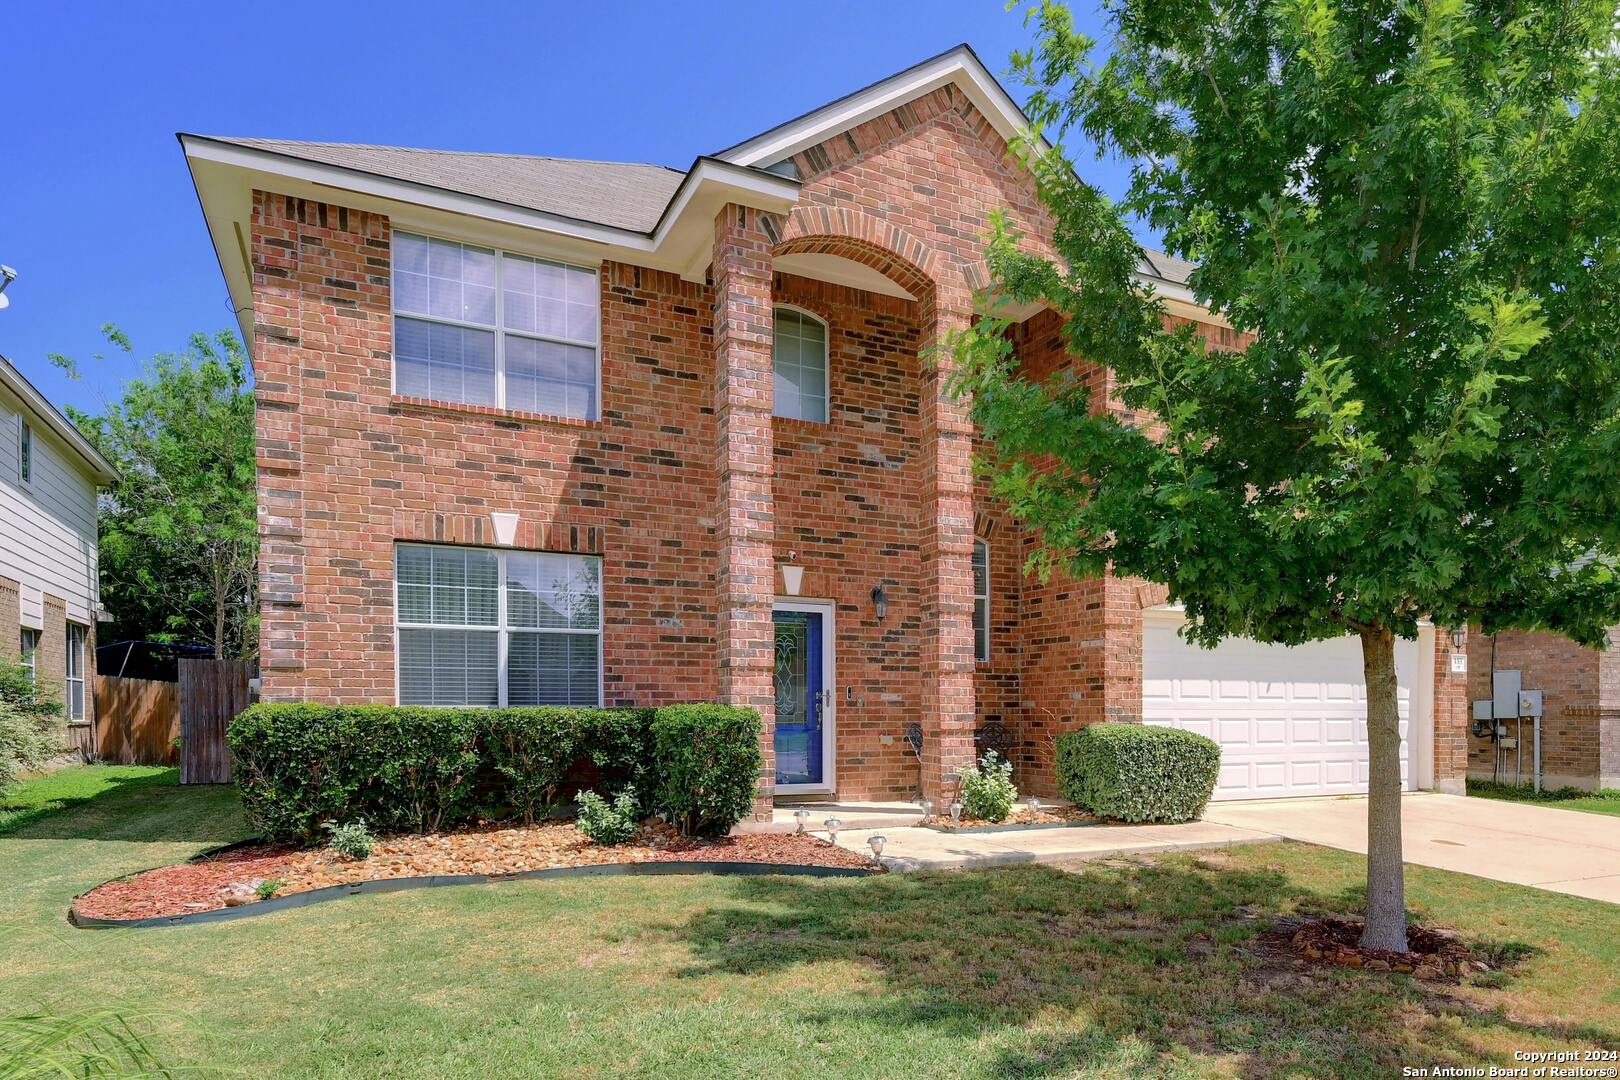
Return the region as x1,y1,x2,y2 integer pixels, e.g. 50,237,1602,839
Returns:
0,767,246,843
668,858,1618,1078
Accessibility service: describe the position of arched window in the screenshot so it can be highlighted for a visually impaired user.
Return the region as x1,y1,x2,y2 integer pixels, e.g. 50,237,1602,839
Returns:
772,306,828,422
972,538,990,662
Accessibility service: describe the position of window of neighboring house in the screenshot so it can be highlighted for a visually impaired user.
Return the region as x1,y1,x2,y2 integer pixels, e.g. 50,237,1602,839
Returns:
19,628,39,682
395,543,602,707
772,306,829,422
391,231,600,420
972,539,990,663
66,623,86,721
19,419,32,484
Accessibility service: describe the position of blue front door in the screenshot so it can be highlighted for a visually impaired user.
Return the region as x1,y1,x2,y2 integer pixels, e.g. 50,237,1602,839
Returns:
773,609,825,786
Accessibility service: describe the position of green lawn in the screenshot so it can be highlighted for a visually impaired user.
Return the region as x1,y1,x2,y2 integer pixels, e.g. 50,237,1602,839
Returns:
0,764,183,835
3,768,1618,1078
1467,776,1620,818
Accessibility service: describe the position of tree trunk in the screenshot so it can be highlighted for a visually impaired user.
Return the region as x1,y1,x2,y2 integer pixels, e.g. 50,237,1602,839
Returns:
1359,624,1408,952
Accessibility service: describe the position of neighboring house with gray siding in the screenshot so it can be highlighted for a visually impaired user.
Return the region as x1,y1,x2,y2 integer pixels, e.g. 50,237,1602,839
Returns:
0,353,117,752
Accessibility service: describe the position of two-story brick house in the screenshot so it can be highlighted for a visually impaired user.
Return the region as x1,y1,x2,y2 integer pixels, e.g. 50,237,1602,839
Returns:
182,45,1470,809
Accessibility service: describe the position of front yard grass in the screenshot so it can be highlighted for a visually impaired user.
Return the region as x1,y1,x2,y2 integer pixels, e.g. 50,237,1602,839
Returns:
1467,776,1620,818
2,767,1617,1078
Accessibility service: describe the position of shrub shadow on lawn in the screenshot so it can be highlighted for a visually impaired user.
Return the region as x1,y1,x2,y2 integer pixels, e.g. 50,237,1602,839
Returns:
0,769,246,844
670,860,1612,1079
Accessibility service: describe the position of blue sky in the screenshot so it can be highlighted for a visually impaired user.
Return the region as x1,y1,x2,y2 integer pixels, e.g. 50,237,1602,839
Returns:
1,1,1124,417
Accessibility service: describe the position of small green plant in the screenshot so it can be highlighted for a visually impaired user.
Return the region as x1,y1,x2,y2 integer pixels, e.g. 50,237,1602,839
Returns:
254,878,286,901
957,750,1018,822
322,819,376,860
576,788,639,845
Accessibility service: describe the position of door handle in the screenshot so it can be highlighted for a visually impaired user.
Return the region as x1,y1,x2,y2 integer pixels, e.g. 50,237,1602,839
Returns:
813,689,829,730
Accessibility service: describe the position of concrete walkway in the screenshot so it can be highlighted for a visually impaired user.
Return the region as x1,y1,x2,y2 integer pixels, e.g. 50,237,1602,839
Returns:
1204,792,1620,904
831,819,1280,872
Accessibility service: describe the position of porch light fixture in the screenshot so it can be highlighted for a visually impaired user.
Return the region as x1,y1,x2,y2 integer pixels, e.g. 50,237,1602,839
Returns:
1450,627,1467,649
870,584,888,621
0,265,16,311
793,808,811,834
824,817,844,845
780,553,806,595
867,834,887,865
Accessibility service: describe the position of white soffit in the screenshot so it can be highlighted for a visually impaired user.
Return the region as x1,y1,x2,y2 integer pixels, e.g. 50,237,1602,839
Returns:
774,253,917,299
716,44,1050,169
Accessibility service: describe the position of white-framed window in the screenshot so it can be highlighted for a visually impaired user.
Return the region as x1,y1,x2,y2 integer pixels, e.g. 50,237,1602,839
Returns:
391,231,600,420
972,539,990,663
772,306,828,422
66,623,86,721
19,419,32,485
19,628,39,683
395,543,602,707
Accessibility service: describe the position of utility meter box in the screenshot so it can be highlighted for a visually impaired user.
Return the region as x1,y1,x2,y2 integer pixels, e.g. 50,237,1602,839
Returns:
1473,699,1494,721
1518,689,1543,718
1493,669,1523,719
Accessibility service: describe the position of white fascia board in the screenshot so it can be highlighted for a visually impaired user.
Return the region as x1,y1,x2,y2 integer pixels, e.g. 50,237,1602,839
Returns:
719,45,1052,168
0,355,118,484
180,136,800,326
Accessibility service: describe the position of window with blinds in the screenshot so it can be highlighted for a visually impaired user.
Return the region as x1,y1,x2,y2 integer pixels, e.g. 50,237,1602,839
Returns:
395,543,601,707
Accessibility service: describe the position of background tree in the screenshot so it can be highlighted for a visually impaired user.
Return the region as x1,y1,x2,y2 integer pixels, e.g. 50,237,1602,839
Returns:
955,0,1620,949
64,330,257,660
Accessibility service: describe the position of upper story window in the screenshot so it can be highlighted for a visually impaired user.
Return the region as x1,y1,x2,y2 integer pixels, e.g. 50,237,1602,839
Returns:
972,539,990,662
392,231,600,420
395,543,602,707
19,419,31,484
772,306,828,422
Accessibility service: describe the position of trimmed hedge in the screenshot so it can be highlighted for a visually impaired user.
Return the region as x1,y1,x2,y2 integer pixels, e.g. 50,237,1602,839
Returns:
229,703,749,843
651,704,763,837
1055,722,1221,823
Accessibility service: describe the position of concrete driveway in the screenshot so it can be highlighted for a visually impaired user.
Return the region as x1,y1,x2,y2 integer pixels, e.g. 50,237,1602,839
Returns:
1203,792,1620,903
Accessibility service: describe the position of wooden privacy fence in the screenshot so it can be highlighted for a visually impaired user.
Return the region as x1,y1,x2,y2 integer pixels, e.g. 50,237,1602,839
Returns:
179,658,252,785
93,676,180,765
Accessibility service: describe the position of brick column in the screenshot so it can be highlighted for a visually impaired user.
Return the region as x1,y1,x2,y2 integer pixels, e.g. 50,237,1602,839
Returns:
0,577,18,662
711,204,777,815
1432,627,1469,794
250,191,309,699
918,288,977,804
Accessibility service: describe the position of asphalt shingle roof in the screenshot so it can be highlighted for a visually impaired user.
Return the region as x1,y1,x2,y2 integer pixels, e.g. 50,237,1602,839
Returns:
207,137,686,233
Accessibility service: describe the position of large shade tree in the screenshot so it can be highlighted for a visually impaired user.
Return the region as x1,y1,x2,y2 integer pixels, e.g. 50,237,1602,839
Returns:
62,330,257,660
955,0,1620,949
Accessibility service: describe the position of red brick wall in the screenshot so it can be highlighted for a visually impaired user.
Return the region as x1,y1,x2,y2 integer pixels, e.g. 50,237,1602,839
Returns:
1466,627,1611,789
251,192,724,710
0,576,17,663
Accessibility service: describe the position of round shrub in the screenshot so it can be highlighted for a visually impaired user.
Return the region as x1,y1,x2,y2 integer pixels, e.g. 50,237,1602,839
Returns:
957,750,1018,822
1056,723,1221,823
650,704,762,837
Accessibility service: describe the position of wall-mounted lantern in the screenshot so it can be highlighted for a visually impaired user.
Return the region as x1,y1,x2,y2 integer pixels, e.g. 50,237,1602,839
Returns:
870,584,888,621
1450,627,1467,649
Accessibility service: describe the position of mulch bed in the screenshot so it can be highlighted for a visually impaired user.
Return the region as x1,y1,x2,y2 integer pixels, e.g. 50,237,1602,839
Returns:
923,803,1101,830
1264,916,1489,981
73,820,877,922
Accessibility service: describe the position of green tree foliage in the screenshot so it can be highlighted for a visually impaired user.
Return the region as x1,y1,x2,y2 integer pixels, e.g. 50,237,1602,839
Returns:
65,329,256,658
956,0,1620,949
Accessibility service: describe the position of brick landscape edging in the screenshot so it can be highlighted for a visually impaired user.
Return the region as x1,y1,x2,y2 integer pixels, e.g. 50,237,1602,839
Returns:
67,860,877,930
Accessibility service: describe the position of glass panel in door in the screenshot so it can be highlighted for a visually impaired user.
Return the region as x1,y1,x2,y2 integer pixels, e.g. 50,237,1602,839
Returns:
772,609,824,786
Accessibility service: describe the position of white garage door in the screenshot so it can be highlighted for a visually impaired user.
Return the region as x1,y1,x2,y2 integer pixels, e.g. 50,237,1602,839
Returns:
1143,614,1417,800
